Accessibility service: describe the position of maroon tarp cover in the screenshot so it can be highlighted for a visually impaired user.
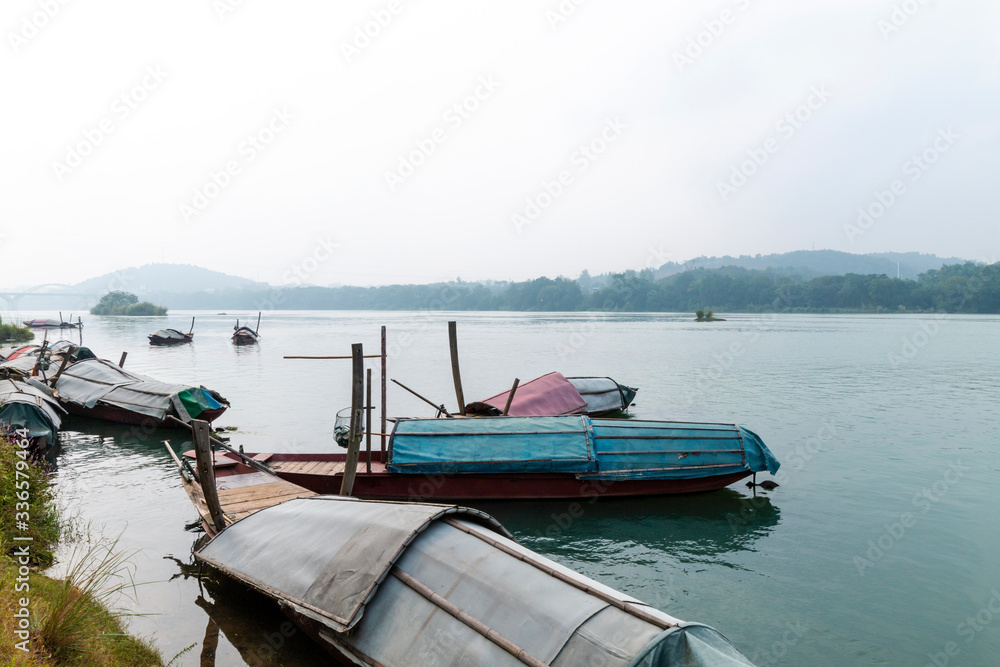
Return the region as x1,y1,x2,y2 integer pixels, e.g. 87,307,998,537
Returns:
482,372,587,416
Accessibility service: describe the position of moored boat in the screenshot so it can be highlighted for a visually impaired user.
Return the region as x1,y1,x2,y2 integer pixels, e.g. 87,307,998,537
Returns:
149,317,195,346
203,415,780,500
0,378,66,455
53,357,229,426
169,436,758,666
231,312,260,345
480,372,638,417
23,314,82,329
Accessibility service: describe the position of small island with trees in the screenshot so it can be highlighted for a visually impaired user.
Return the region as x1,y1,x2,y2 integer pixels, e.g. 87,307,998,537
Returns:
695,308,726,322
0,316,33,342
90,291,167,316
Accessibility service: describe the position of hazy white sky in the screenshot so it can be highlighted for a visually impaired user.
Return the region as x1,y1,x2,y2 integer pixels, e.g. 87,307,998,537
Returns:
2,0,998,287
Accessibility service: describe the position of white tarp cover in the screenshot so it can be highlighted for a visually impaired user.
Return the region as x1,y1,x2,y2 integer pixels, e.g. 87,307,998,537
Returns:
567,376,632,414
54,358,197,421
197,497,757,666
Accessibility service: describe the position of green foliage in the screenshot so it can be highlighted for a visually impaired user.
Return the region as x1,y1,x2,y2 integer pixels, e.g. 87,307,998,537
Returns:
91,292,166,316
0,433,60,566
0,318,33,343
153,261,1000,314
695,309,705,320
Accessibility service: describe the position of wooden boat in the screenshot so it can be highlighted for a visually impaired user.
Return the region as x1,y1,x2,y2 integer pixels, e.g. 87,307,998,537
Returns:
198,416,780,501
149,317,195,346
0,378,65,455
480,372,638,417
23,314,82,329
166,434,758,666
231,312,260,345
53,357,228,426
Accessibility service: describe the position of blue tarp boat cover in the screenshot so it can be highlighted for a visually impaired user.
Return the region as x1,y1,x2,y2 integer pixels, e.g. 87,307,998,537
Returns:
197,496,758,666
389,416,596,473
388,416,779,480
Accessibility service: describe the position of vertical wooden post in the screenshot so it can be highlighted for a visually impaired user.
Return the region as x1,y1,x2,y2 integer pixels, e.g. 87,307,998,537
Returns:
380,326,387,458
502,378,520,416
448,321,466,415
341,344,364,496
365,367,372,474
192,419,226,533
118,351,128,368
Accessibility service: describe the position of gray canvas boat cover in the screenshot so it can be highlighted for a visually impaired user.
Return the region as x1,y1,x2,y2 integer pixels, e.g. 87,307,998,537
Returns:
196,496,758,666
54,358,223,422
0,379,64,439
197,496,510,633
567,376,636,414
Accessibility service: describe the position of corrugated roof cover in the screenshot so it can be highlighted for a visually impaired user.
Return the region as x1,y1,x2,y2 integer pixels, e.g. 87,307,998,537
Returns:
0,379,64,439
388,415,596,473
584,420,780,480
481,372,587,416
196,496,510,633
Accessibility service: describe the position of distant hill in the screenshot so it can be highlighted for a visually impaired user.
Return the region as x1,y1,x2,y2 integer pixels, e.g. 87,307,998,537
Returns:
73,263,267,296
653,251,966,281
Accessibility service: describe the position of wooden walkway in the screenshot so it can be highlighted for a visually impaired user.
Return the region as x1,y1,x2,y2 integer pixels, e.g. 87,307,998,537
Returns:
268,460,347,476
183,471,316,533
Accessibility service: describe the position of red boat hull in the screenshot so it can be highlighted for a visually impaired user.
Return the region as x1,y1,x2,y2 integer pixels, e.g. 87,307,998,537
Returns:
60,401,227,427
229,452,752,501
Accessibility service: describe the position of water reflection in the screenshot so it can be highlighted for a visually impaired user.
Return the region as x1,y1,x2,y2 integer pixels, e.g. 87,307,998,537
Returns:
478,488,782,562
164,550,333,666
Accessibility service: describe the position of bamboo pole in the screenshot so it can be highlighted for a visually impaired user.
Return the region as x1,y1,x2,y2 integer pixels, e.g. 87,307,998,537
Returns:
283,355,382,359
192,420,226,533
380,325,387,459
502,378,520,416
391,378,451,417
118,351,128,368
448,321,466,415
365,367,372,474
340,344,364,496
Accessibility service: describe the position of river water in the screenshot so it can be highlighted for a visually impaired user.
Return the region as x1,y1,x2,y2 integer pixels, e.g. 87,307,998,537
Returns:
26,310,1000,666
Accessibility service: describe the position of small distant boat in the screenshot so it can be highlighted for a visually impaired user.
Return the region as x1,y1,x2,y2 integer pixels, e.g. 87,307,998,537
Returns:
232,312,260,346
149,317,195,346
479,371,638,417
0,378,66,455
168,437,759,667
23,313,82,329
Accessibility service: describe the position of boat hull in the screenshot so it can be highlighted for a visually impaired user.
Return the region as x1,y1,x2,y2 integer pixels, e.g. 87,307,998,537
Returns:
148,335,193,346
59,401,227,427
233,453,752,500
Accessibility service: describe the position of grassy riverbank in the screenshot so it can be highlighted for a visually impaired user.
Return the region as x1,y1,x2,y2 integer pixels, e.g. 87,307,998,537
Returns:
0,318,33,344
0,433,164,666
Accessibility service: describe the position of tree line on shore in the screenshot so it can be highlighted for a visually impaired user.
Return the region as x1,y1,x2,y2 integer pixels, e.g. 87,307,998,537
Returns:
161,261,1000,314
